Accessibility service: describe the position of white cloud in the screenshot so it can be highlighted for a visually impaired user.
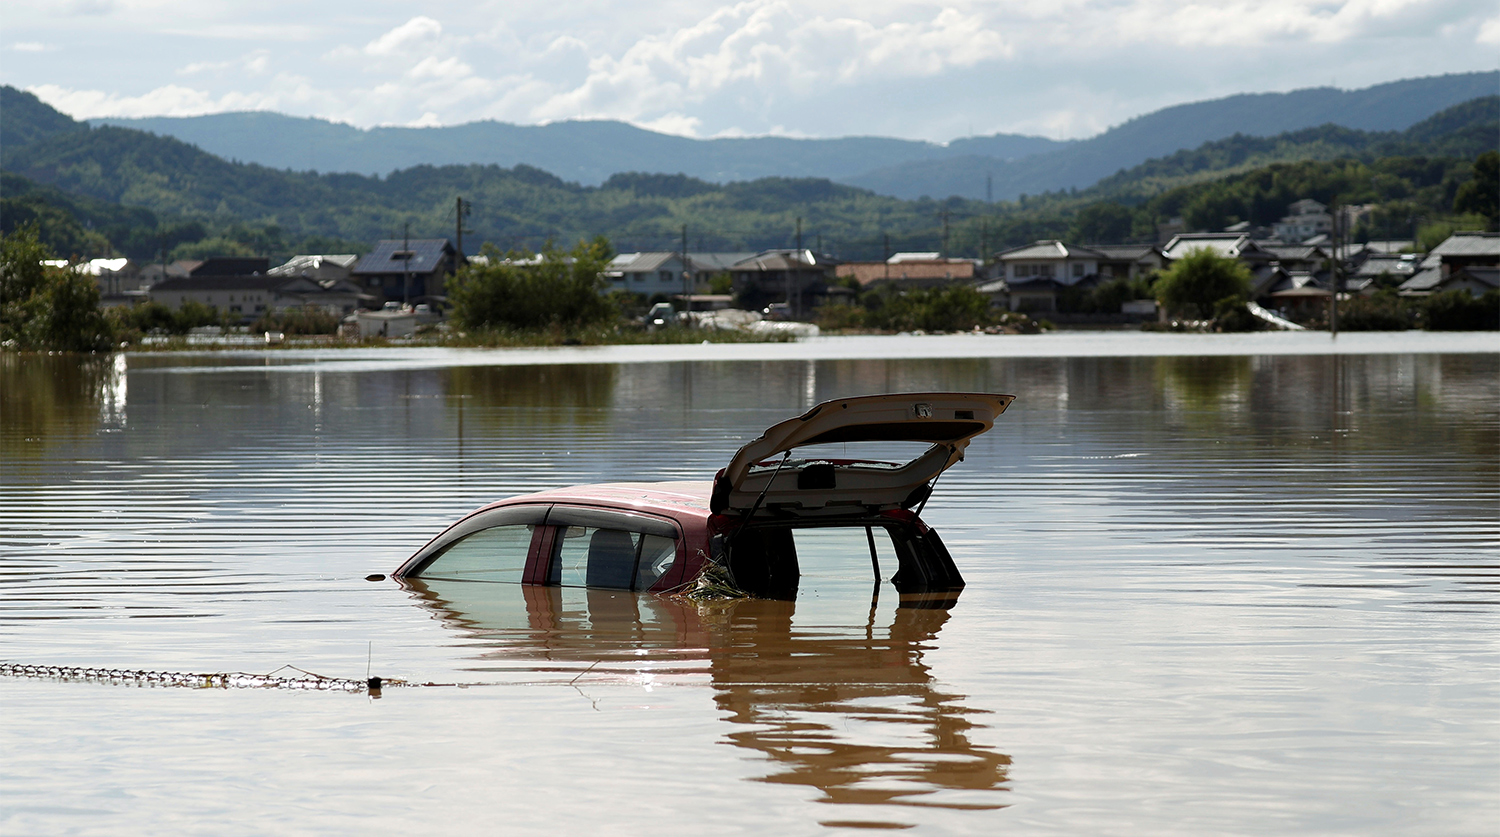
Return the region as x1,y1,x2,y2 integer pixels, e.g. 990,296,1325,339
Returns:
1477,15,1500,44
364,16,444,57
634,112,703,137
7,0,1496,140
409,56,472,81
530,1,1011,124
27,79,323,119
65,0,116,16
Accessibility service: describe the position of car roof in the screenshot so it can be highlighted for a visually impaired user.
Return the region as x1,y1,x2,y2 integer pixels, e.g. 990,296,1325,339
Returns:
484,481,715,523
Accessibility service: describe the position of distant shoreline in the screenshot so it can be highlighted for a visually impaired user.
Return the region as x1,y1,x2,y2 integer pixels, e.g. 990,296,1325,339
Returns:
124,330,1499,374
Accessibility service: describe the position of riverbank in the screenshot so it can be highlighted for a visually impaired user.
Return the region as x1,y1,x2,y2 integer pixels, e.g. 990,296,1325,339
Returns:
122,329,1498,374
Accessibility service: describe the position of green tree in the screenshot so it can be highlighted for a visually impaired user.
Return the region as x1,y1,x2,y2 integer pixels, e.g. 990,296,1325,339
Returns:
1155,248,1252,319
1,225,114,351
1069,202,1136,244
449,236,615,331
1452,150,1498,228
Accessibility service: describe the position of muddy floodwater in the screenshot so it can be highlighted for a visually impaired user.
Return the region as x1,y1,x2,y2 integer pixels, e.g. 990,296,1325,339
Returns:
2,335,1497,835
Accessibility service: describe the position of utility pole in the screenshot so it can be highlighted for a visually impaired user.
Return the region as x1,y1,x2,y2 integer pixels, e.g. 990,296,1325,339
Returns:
402,221,412,308
681,223,691,322
1329,205,1340,338
883,233,890,283
455,197,470,265
793,217,802,318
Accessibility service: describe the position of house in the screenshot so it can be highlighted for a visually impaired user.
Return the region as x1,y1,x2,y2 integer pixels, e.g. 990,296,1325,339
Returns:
835,254,980,289
1398,232,1500,297
1086,244,1167,280
1161,233,1274,264
148,275,368,321
1347,253,1419,293
190,257,271,277
350,239,459,307
994,240,1109,313
1258,269,1332,319
1254,244,1328,274
1273,199,1334,243
150,275,319,320
269,254,359,283
136,259,200,286
604,252,753,298
729,250,841,316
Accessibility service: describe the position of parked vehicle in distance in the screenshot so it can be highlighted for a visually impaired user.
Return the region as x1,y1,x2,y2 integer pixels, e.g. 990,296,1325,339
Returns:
645,302,676,328
393,392,1014,600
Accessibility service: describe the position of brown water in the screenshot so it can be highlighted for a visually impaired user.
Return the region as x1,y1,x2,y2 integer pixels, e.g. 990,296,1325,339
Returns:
1,339,1497,835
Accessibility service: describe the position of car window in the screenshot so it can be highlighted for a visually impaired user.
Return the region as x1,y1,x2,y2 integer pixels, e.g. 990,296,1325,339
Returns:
549,526,679,591
415,524,535,581
636,534,678,590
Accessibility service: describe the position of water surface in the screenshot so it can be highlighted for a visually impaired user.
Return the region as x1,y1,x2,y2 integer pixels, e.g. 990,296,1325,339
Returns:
2,340,1496,835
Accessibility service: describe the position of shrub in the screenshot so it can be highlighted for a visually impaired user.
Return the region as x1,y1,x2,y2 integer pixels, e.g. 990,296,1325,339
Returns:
865,286,992,332
450,237,615,330
1,225,114,351
1213,297,1262,332
250,307,340,335
1338,291,1417,331
1424,289,1499,331
1156,249,1252,319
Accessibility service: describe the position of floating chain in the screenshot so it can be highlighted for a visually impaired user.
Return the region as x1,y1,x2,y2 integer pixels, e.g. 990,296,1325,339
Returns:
0,662,401,692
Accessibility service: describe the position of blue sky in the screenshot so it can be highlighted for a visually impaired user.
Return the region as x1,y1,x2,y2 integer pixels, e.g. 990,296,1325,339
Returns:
4,0,1497,141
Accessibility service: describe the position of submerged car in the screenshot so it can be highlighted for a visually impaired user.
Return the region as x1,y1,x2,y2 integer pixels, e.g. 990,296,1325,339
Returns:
393,392,1014,599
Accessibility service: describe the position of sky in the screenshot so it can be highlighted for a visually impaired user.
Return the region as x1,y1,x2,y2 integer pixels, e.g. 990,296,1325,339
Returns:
3,1,1497,142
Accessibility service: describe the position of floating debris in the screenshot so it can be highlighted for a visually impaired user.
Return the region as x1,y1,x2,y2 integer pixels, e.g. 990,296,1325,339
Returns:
674,562,750,602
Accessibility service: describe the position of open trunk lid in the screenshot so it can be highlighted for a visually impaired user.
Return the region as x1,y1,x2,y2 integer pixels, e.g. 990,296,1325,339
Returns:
710,392,1013,518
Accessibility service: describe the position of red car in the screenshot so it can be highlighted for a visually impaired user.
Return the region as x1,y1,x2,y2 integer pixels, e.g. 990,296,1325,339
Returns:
393,392,1014,599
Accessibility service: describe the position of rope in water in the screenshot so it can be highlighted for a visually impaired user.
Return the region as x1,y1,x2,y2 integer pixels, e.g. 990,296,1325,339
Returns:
0,662,399,692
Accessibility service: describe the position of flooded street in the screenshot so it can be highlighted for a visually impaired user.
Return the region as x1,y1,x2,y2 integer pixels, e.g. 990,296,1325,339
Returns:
2,335,1497,835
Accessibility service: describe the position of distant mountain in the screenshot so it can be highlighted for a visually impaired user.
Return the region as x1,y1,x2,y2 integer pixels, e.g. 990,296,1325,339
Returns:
844,71,1500,200
85,110,1065,185
70,71,1498,203
2,89,1491,261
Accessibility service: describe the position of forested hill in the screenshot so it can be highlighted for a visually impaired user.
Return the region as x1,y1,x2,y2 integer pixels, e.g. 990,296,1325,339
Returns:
844,71,1500,200
1,89,1494,262
73,71,1497,202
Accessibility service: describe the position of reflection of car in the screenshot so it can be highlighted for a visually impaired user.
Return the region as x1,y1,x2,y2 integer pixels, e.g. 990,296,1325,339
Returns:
396,582,1013,813
393,392,1014,599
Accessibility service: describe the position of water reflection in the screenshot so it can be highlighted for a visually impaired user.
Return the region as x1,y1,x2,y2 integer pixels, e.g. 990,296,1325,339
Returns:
444,364,617,414
402,580,1011,822
0,353,124,463
1157,355,1253,410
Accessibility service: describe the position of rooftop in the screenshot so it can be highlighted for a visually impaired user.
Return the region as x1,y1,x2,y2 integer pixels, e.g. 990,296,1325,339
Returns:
352,239,454,276
1430,231,1500,259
